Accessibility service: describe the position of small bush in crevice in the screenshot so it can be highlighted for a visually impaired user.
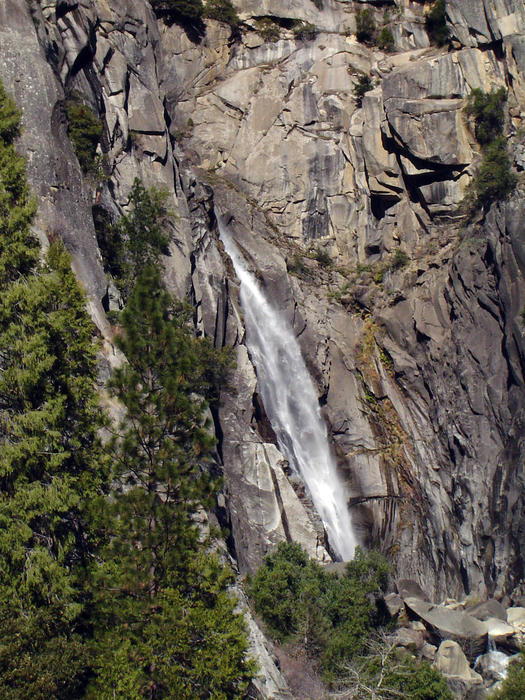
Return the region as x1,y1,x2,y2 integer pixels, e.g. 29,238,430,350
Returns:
255,17,281,42
463,88,518,212
425,0,449,46
353,74,373,107
465,137,518,210
464,86,507,145
377,26,394,51
151,0,204,23
356,8,375,44
65,95,103,174
390,249,409,271
203,0,241,30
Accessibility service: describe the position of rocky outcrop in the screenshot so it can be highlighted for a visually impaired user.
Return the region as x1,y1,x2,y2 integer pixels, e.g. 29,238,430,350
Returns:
434,640,483,688
1,6,524,688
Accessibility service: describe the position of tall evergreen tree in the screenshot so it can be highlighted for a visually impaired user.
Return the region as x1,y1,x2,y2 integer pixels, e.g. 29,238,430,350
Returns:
0,80,38,286
89,267,254,698
0,80,108,698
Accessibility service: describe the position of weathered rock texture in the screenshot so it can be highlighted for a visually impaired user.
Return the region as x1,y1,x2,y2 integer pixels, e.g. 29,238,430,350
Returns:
1,1,525,692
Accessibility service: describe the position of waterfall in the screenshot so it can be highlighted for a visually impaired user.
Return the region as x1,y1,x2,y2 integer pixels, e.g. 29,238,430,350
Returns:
219,219,356,561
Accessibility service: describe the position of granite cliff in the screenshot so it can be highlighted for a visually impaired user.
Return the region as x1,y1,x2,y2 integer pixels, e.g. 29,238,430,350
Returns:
1,0,524,694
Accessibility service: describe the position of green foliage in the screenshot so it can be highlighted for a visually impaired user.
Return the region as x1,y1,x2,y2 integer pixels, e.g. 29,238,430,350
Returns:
255,17,281,41
377,26,394,51
65,95,103,174
464,87,507,145
89,266,252,698
118,179,170,282
356,8,376,44
390,248,409,271
353,74,373,107
425,0,449,46
203,0,241,29
0,604,91,700
151,0,204,22
287,253,309,277
463,89,517,211
0,80,22,143
96,178,171,303
248,542,389,679
0,242,108,698
385,655,452,699
0,83,38,286
488,649,525,699
0,80,109,698
89,554,254,700
469,137,518,207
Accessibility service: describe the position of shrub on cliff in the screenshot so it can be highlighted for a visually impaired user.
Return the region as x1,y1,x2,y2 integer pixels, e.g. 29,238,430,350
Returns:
94,178,172,303
150,0,204,23
425,0,449,46
378,26,394,51
248,542,389,679
65,94,103,174
464,87,507,145
353,74,373,107
463,88,518,211
203,0,241,30
469,137,518,207
293,20,318,41
356,8,376,44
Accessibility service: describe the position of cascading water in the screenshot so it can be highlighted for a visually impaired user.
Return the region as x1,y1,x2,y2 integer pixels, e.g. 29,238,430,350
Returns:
219,219,356,561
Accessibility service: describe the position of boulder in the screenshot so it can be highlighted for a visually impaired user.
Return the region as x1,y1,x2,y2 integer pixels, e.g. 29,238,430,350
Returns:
484,618,516,645
506,607,525,645
393,627,424,652
434,640,483,685
409,621,427,633
404,597,488,660
507,607,525,628
384,592,404,618
467,599,507,622
422,642,437,662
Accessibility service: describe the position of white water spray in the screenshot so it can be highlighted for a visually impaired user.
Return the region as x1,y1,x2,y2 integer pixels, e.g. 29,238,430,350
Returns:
219,219,356,560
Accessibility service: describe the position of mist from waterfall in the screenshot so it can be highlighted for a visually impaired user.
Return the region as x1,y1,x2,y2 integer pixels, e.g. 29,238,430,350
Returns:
219,219,356,561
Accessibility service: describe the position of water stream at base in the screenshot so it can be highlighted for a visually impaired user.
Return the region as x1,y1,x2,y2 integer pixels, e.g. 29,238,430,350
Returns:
219,219,356,561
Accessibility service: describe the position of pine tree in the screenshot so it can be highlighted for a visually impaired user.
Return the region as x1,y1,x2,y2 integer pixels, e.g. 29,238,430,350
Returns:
0,80,108,698
0,80,38,286
0,242,109,698
89,267,253,698
105,178,171,303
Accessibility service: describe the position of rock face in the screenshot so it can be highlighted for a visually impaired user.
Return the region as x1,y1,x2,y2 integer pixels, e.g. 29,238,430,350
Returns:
1,2,525,689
